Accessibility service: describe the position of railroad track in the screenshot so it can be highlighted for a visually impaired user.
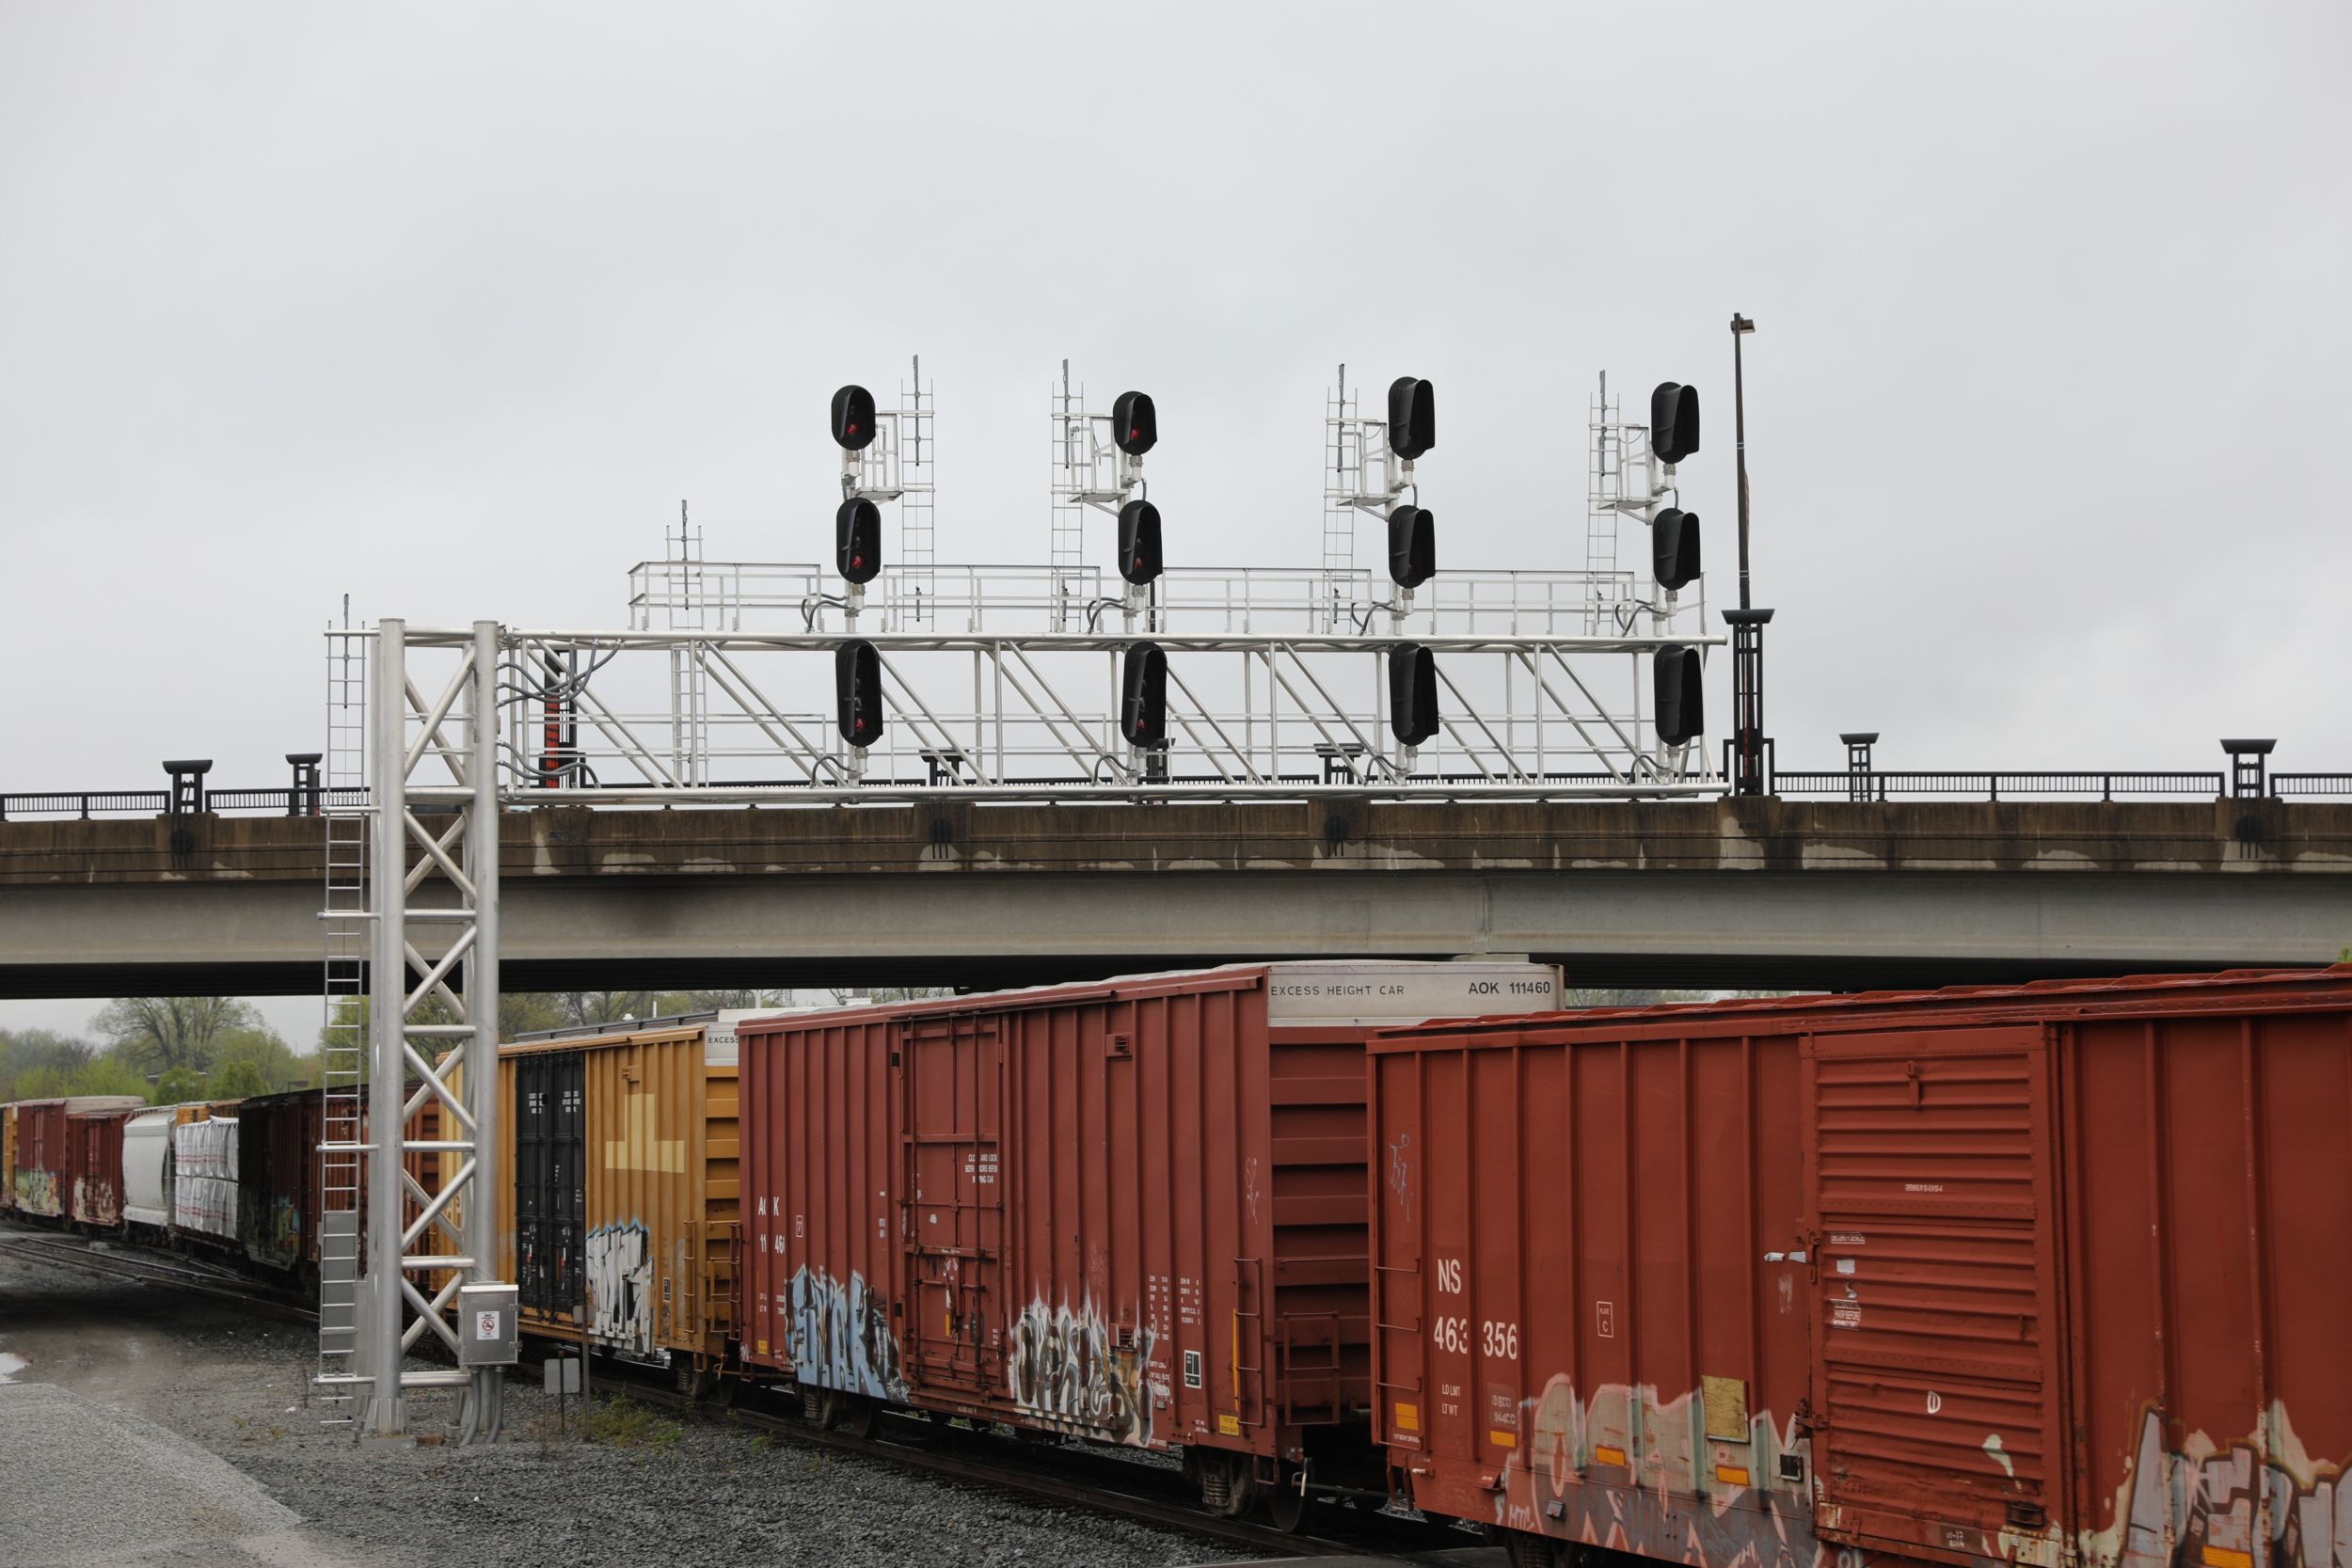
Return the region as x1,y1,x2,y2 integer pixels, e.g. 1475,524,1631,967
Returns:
0,1222,317,1325
597,1365,1471,1561
1,1220,1464,1560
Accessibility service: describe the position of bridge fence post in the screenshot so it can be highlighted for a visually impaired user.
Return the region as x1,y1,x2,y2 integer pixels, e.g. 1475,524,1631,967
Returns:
2223,738,2277,800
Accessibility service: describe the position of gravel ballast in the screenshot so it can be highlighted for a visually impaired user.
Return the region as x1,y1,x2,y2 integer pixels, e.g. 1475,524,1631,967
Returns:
0,1381,300,1565
0,1234,1258,1568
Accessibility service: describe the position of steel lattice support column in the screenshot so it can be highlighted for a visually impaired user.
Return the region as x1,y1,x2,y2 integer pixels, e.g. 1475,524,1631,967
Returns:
362,617,409,1437
358,619,504,1440
461,621,503,1433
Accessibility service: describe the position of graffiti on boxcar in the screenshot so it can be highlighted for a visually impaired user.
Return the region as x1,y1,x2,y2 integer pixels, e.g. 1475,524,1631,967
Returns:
2088,1405,2352,1568
587,1220,652,1353
15,1170,59,1216
787,1266,904,1401
270,1196,301,1264
1493,1374,1831,1568
1006,1294,1156,1448
72,1178,119,1228
1386,1132,1413,1224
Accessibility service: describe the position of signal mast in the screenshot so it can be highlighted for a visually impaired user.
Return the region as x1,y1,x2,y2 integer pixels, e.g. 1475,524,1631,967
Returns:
1048,363,1162,633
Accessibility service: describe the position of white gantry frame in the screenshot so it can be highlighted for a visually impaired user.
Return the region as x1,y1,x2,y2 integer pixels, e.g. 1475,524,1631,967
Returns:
317,619,503,1442
321,596,1719,1440
502,627,1722,799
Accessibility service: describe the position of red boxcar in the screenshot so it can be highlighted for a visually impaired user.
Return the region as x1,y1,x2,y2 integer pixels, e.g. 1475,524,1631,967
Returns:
1369,967,2352,1568
239,1088,324,1273
65,1104,136,1230
741,961,1562,1522
9,1096,142,1220
237,1087,438,1277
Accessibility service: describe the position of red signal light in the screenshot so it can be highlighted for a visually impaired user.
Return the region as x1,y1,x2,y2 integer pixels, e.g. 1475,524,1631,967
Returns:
1111,391,1156,456
831,386,878,451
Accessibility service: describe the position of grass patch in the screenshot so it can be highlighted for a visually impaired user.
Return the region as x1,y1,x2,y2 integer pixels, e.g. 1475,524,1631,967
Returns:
581,1397,683,1450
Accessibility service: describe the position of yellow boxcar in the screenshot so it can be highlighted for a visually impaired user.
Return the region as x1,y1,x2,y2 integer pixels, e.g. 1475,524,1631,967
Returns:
493,1017,744,1385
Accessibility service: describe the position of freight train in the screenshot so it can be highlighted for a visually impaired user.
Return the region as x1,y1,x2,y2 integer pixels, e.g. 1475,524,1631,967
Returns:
2,1086,439,1280
7,964,2346,1568
1366,968,2352,1568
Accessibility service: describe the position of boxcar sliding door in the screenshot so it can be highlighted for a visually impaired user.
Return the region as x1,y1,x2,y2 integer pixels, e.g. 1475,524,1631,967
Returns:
898,1013,1003,1397
1803,1025,2073,1568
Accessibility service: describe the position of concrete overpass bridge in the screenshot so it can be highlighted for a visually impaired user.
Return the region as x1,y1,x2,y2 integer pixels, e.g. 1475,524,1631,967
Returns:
2,796,2345,998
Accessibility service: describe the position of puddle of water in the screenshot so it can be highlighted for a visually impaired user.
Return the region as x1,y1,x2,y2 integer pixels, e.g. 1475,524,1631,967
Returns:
0,1351,28,1383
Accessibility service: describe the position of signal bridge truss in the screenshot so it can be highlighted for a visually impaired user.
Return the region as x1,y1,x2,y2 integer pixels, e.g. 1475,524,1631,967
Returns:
455,557,1724,805
321,565,1715,1433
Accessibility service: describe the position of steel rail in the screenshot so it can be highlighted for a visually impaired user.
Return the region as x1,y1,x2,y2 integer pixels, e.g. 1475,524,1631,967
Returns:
0,1223,317,1325
603,1369,1469,1560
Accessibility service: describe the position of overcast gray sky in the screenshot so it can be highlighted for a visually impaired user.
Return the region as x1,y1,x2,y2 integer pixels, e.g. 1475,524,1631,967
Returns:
4,3,2347,1040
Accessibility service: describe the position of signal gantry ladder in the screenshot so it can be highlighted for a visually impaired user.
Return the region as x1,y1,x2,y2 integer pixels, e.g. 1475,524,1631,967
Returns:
316,629,370,1426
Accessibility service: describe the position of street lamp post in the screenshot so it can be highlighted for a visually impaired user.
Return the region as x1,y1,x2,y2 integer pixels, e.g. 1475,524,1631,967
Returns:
1732,314,1755,612
1724,313,1775,797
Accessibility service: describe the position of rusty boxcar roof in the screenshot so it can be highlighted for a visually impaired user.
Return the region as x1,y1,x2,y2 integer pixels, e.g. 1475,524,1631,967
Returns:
501,1021,706,1057
732,960,1562,1037
734,963,1277,1037
1367,964,2352,1050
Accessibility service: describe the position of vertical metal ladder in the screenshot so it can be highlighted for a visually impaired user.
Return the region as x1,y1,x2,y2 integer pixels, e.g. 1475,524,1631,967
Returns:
315,627,371,1426
895,356,935,628
1585,373,1623,635
1048,361,1088,630
1321,371,1361,628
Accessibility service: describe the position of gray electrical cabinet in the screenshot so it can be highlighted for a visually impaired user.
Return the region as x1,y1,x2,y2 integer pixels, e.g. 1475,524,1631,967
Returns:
457,1282,519,1368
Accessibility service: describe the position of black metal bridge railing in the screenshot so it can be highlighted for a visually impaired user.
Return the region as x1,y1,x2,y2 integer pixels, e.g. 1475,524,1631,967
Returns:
4,742,2347,819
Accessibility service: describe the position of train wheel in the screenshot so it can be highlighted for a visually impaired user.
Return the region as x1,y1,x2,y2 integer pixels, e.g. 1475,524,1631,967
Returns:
1263,1465,1311,1533
841,1395,881,1441
1502,1531,1567,1568
1189,1452,1256,1517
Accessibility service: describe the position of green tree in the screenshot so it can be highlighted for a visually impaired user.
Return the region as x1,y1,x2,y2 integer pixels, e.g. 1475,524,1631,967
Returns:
320,991,566,1049
0,1027,96,1101
207,1057,269,1099
1560,988,1713,1008
68,1054,150,1098
500,993,566,1038
92,997,262,1077
13,1065,70,1099
554,992,659,1029
654,990,757,1012
212,1027,305,1093
151,1067,206,1104
318,993,456,1053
